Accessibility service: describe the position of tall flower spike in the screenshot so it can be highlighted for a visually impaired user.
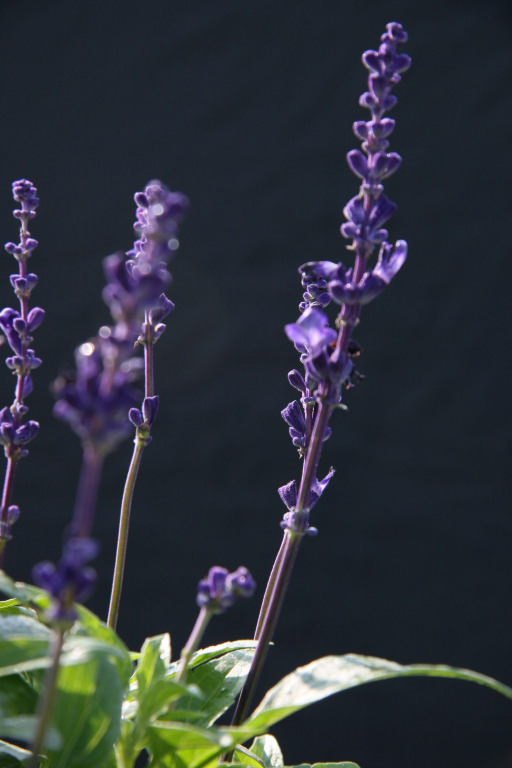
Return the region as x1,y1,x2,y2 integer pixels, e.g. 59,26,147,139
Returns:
0,180,43,554
232,24,410,729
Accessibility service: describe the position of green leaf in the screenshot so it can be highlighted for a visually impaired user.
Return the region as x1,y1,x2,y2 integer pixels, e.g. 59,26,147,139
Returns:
0,611,53,677
0,571,52,612
173,640,257,672
71,605,132,684
147,719,234,768
46,651,124,768
0,673,38,718
233,734,285,768
0,714,61,750
118,635,181,768
250,734,284,768
288,764,360,768
174,646,255,726
243,654,512,734
136,634,171,696
0,738,33,766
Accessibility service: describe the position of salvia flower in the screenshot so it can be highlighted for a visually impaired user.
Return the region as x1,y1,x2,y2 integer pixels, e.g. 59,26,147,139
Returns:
196,565,256,614
32,537,98,624
279,23,409,528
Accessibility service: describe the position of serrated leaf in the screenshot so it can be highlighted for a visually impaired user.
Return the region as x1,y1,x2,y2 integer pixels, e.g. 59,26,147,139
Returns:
171,646,255,727
244,654,512,733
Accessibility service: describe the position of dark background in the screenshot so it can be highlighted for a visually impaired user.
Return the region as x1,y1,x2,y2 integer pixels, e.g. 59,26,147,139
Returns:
0,1,511,767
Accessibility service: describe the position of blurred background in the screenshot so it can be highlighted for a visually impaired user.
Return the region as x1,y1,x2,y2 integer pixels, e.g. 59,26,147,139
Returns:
0,1,511,767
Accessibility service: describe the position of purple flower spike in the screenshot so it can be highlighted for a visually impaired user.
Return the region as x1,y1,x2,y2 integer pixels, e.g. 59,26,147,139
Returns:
196,565,255,614
0,179,42,547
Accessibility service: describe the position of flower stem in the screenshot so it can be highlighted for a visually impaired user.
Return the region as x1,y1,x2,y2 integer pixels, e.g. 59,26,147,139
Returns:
232,397,333,726
107,316,155,630
70,447,104,539
107,430,149,630
28,628,65,768
0,457,17,565
176,606,212,684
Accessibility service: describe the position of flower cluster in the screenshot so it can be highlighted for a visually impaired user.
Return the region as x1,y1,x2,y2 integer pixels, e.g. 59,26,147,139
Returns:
196,566,256,614
0,180,43,546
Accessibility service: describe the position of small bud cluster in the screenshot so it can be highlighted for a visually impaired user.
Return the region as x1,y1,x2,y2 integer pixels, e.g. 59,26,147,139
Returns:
196,566,256,614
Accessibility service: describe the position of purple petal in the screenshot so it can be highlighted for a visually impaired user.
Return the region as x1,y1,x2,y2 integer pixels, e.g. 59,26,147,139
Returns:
285,308,337,358
373,239,408,283
278,480,297,510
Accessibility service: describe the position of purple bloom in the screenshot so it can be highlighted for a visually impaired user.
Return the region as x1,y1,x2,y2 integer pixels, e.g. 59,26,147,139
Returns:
196,565,256,614
281,400,307,450
278,466,335,516
326,240,408,306
285,307,337,358
33,537,98,624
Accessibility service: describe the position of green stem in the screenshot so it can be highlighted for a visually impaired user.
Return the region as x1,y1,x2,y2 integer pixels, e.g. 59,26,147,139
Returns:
107,430,149,630
28,628,65,768
176,606,212,684
108,311,156,630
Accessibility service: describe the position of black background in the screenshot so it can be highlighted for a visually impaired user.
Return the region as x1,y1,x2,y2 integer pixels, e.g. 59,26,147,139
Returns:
0,1,511,767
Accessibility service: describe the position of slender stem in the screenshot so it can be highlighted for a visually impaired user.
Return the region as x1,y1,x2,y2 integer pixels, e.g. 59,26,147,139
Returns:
70,447,104,539
0,457,18,564
28,628,65,768
253,536,287,640
232,397,334,726
107,431,148,630
231,528,302,726
107,313,156,630
176,606,212,684
144,311,155,398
